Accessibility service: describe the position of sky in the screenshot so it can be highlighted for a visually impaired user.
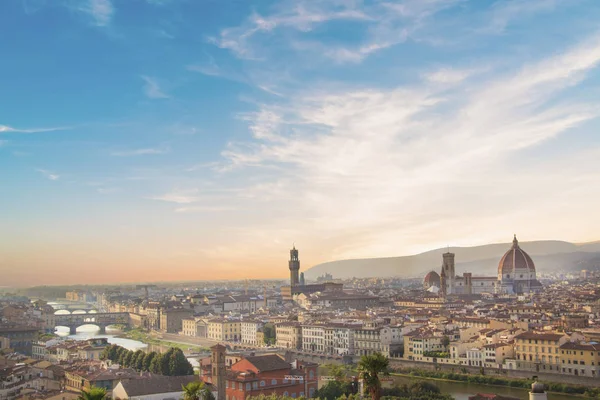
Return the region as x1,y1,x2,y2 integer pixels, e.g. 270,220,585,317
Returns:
1,0,600,287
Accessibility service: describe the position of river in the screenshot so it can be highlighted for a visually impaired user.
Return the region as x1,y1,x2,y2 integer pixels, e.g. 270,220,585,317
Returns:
389,375,584,400
54,325,200,368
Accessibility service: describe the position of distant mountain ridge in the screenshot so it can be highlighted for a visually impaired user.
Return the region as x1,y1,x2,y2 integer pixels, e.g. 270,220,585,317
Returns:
304,240,600,280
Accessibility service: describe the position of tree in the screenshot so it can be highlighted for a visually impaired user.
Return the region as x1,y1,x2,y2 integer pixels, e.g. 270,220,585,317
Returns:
263,323,276,345
150,353,163,374
143,352,157,371
182,381,215,400
357,352,390,400
133,350,145,371
123,350,134,367
161,348,176,375
169,348,194,376
441,335,450,349
77,386,107,400
325,364,347,381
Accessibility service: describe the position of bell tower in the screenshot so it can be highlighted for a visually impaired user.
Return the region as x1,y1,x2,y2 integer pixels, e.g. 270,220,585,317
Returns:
442,252,455,295
289,246,300,286
211,344,226,400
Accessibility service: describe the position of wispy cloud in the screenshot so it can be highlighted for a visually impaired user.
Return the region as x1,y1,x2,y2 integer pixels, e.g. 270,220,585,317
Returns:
209,0,372,60
110,147,169,156
141,75,170,99
215,33,600,259
36,169,60,181
77,0,114,27
174,206,234,213
148,190,200,204
483,0,559,34
423,67,480,84
0,124,69,134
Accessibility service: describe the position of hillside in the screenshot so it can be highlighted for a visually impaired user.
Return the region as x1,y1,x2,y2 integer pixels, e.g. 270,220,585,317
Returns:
304,240,600,280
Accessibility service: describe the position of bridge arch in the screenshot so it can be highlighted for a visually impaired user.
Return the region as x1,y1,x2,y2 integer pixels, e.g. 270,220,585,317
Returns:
54,312,130,335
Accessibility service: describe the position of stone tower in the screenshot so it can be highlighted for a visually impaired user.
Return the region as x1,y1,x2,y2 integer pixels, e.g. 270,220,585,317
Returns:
440,266,447,298
289,246,300,286
299,272,305,286
211,344,226,400
442,252,455,294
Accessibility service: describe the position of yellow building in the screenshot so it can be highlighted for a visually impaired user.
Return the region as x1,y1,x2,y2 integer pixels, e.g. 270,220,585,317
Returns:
404,329,446,361
559,342,600,377
275,322,302,350
514,332,567,372
207,319,241,342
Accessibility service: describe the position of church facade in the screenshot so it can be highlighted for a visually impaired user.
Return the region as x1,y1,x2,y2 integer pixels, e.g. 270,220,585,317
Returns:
424,235,542,296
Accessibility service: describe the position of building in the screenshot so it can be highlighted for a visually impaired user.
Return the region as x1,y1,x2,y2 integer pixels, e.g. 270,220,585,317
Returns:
289,246,300,287
159,308,193,334
558,342,600,377
241,320,264,347
201,352,319,399
514,331,567,372
208,319,241,342
0,326,39,356
355,322,383,357
275,322,302,350
324,324,357,356
301,325,325,353
111,375,201,400
280,247,344,301
426,236,543,296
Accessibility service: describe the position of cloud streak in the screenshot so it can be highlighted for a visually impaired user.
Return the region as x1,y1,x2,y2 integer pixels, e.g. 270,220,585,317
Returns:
0,124,70,134
78,0,114,27
110,147,169,156
36,169,60,181
141,75,170,99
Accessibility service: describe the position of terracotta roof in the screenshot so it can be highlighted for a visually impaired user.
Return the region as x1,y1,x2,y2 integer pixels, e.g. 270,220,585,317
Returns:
515,332,564,341
244,354,290,372
118,375,200,397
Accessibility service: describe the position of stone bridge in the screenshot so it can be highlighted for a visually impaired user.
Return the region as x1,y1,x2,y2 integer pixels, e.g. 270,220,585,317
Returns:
54,312,130,334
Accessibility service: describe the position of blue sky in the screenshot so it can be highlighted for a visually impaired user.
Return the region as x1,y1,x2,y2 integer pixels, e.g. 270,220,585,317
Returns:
1,0,600,286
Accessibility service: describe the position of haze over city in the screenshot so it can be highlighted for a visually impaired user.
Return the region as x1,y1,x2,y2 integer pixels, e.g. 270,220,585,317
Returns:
2,0,600,286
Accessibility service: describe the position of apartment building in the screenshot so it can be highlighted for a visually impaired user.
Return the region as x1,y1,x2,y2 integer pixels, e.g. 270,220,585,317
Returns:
207,319,242,342
241,320,264,347
302,325,325,353
275,322,302,350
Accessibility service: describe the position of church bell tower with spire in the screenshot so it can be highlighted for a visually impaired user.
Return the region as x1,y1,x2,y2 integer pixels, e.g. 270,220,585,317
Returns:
289,246,300,286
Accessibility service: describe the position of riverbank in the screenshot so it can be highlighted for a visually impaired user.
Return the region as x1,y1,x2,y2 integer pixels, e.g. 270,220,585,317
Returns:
119,328,210,353
391,368,600,398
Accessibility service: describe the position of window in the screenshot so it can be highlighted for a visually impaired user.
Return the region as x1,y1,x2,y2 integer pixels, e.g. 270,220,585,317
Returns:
260,381,265,387
271,379,277,385
284,392,289,397
246,383,251,391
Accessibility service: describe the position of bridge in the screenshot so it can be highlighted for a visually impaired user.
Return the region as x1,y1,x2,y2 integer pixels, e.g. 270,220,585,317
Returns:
50,301,97,312
54,312,130,334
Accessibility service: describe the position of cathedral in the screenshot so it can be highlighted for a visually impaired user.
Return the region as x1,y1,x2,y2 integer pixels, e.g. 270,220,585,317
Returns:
423,235,543,296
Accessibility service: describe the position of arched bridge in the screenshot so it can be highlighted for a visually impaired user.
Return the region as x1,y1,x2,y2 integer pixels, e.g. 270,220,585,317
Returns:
55,312,129,334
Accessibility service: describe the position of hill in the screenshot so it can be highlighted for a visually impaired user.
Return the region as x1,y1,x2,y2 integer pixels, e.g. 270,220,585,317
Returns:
304,240,600,280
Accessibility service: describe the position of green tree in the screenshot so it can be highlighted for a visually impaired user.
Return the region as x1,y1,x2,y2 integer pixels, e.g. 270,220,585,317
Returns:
182,381,215,400
123,350,134,367
150,353,163,374
316,381,352,400
161,348,176,375
441,335,450,349
77,386,107,400
133,350,145,371
143,352,158,371
358,352,390,400
170,348,194,376
263,323,276,345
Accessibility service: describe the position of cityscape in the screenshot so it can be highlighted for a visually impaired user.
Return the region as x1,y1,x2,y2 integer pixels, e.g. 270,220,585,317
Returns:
2,1,600,400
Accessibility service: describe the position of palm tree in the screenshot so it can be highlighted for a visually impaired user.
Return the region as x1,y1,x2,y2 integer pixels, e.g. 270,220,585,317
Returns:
357,352,390,400
182,381,215,400
77,386,107,400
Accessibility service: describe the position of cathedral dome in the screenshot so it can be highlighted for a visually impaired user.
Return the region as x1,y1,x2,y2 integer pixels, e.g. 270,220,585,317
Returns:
423,270,441,289
498,235,536,278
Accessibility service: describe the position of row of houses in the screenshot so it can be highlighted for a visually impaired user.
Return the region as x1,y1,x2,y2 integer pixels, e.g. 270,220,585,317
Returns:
274,320,406,356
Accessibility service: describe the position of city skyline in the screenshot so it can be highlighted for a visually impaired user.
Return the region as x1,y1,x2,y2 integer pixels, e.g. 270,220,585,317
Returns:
2,0,600,286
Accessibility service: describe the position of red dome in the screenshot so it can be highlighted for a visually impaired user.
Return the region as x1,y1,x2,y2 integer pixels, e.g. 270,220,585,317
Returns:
423,270,441,288
498,235,536,276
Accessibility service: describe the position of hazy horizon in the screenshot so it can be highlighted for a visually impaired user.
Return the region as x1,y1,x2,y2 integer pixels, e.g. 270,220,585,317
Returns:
2,0,600,286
